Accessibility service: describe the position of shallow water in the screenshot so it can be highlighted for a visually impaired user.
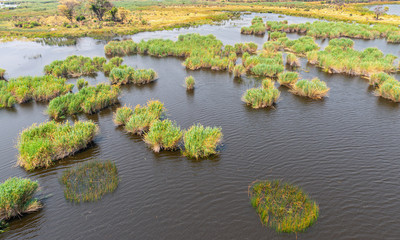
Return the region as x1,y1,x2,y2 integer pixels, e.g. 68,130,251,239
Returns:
1,13,400,240
367,4,400,16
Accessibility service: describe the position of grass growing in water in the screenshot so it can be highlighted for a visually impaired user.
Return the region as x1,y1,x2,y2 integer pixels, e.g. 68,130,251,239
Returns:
0,81,17,108
104,40,138,56
76,78,88,90
242,87,280,109
17,120,98,171
249,180,319,233
44,55,106,77
183,124,222,159
233,64,245,77
369,72,395,86
144,119,183,152
109,65,157,85
278,72,299,87
185,76,195,90
47,84,120,119
376,79,400,102
0,68,5,79
241,16,265,35
60,161,118,203
286,53,300,67
290,78,329,99
0,177,42,222
113,106,134,126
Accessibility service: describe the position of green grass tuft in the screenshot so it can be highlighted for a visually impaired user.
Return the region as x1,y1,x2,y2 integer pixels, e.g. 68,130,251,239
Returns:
376,79,400,102
278,72,299,87
185,76,195,90
183,124,222,159
242,87,280,109
144,119,183,152
290,78,329,99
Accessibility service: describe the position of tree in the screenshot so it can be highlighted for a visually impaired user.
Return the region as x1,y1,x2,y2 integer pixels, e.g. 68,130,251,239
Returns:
88,0,113,21
109,6,118,22
373,6,389,20
58,0,80,22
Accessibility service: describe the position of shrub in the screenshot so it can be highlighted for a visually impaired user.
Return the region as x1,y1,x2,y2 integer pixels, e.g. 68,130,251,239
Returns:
60,161,118,202
242,87,280,109
249,180,319,233
183,124,222,159
113,106,134,126
376,79,400,102
0,177,42,220
17,120,98,170
290,78,329,99
185,76,195,90
144,119,183,152
278,72,299,87
76,78,88,90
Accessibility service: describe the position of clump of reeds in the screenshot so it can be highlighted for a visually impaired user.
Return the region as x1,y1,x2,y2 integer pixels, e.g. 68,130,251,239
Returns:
44,55,107,77
286,53,300,67
47,84,120,119
261,79,275,90
109,65,157,85
76,78,88,90
0,68,5,79
60,160,118,203
183,124,222,159
233,42,258,54
233,64,245,77
269,31,286,40
290,78,329,99
242,87,280,109
17,120,99,170
387,32,400,43
276,36,319,56
0,81,16,108
369,72,394,86
376,79,400,102
242,51,284,78
102,57,124,75
0,177,42,221
104,40,138,56
241,17,266,36
143,119,183,152
249,180,319,233
113,106,134,126
185,76,195,90
278,72,299,87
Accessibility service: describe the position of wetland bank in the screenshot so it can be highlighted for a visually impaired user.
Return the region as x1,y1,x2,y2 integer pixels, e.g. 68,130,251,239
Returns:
0,9,400,240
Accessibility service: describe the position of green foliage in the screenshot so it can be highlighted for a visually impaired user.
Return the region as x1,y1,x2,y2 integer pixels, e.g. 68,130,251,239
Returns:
249,180,319,233
0,81,17,108
275,36,319,55
233,42,258,54
0,68,5,79
369,72,394,86
261,79,275,90
291,78,329,99
102,56,124,75
278,72,299,87
185,76,195,90
47,84,120,119
104,40,138,56
109,65,157,85
286,53,300,67
242,50,284,77
144,119,182,152
233,64,245,77
250,63,284,78
44,55,107,77
113,105,133,126
0,177,41,220
60,160,118,202
269,31,286,40
242,87,280,109
387,32,400,43
241,16,266,35
376,79,400,102
17,120,98,170
76,78,88,90
183,124,222,159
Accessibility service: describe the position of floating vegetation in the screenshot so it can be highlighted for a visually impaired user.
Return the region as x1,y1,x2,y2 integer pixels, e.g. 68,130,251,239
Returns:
286,53,300,67
104,40,138,56
183,124,222,159
290,78,329,99
0,75,73,108
17,120,98,171
278,72,299,87
44,55,106,77
0,177,42,221
109,65,157,85
60,161,119,203
0,68,5,79
369,72,395,86
144,119,183,152
76,78,88,90
185,76,195,90
47,84,120,119
241,16,266,35
249,180,319,233
376,79,400,102
307,38,397,76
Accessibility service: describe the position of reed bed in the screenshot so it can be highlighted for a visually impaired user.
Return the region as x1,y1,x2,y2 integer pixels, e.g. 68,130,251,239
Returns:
76,78,88,90
183,124,222,159
109,65,157,85
232,42,258,55
249,180,319,233
278,72,299,87
44,55,107,77
0,177,42,221
60,161,118,203
144,119,183,152
376,79,400,102
242,51,284,78
290,78,329,99
286,53,300,67
0,81,16,108
185,76,195,90
17,120,98,171
241,16,266,36
102,57,124,75
233,64,245,77
113,106,134,126
269,31,286,40
242,87,280,109
47,84,120,119
387,32,400,43
104,40,138,56
278,36,319,56
369,72,395,86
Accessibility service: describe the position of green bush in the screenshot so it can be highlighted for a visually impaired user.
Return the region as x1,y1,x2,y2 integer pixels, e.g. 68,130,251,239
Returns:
183,124,222,159
144,119,183,152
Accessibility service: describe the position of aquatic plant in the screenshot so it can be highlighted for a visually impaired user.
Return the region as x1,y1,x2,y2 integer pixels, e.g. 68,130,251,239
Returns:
17,120,98,170
0,177,42,221
242,50,284,78
109,65,157,85
275,36,319,56
44,55,107,77
76,78,88,90
241,16,265,35
47,84,120,119
144,119,183,152
261,79,275,90
0,68,5,79
369,72,395,86
113,106,134,126
183,124,222,159
102,57,124,75
242,87,280,109
233,42,258,54
104,40,138,56
286,53,300,67
387,32,400,43
185,76,195,90
269,31,286,40
376,79,400,102
60,160,118,203
249,180,319,233
250,63,284,78
233,64,245,77
278,72,299,87
290,78,329,99
0,81,17,108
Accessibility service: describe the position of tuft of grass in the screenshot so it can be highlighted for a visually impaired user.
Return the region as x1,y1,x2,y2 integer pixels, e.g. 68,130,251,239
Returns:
0,177,42,221
369,72,394,86
242,87,280,109
233,64,245,77
183,124,222,159
0,81,17,108
286,53,300,67
376,79,400,102
109,65,157,85
269,31,286,40
76,78,88,90
44,55,107,78
0,68,5,79
185,76,195,90
17,120,98,171
113,106,134,126
249,180,319,233
278,72,299,87
261,79,275,90
241,16,266,35
60,161,118,203
104,40,138,56
290,78,329,99
143,119,183,152
102,57,124,75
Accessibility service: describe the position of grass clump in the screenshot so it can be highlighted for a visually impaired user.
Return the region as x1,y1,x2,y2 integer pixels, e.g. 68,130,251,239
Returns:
242,87,280,109
376,79,400,102
0,177,42,221
278,72,299,87
241,16,266,35
291,78,329,99
369,72,394,86
47,84,120,119
76,78,88,90
60,161,118,203
286,53,300,67
113,106,134,126
44,55,106,78
144,119,183,152
269,31,286,40
242,50,284,78
0,81,17,108
183,124,222,159
109,65,157,85
387,32,400,43
17,120,98,171
0,68,5,79
185,76,195,90
233,64,245,77
104,40,138,56
249,180,319,233
274,36,319,56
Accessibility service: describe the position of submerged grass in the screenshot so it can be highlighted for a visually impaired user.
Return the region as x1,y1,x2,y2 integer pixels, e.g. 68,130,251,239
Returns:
185,76,195,90
183,124,222,159
290,78,329,99
249,180,319,233
60,161,118,203
144,119,183,152
17,120,98,171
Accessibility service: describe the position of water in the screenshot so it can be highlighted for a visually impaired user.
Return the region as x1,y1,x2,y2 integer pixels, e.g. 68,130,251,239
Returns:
367,4,400,16
1,12,400,240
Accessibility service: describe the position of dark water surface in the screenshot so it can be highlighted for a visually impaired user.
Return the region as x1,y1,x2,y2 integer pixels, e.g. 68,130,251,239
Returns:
0,13,400,240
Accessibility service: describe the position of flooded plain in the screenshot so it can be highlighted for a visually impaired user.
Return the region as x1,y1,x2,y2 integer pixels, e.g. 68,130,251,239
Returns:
0,13,400,240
